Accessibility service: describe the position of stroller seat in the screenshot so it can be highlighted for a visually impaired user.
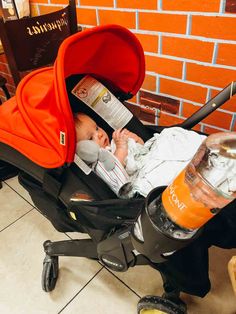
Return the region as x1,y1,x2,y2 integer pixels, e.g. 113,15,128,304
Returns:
0,24,235,314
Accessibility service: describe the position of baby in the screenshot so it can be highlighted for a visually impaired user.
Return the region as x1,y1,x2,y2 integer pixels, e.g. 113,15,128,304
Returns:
74,112,144,166
74,113,206,198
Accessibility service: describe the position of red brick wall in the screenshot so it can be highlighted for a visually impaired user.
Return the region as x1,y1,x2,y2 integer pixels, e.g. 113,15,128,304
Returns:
0,0,235,133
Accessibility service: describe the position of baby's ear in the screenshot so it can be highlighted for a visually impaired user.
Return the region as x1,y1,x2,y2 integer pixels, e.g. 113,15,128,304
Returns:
76,140,100,163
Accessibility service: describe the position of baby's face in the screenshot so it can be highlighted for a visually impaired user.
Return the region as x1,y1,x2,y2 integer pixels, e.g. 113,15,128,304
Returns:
75,114,110,148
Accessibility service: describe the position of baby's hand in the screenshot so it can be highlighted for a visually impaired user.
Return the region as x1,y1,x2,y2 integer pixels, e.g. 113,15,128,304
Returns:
122,129,144,145
112,129,129,149
112,129,129,165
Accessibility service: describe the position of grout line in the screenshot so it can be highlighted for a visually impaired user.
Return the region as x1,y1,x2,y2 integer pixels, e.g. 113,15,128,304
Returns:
144,51,236,70
206,87,212,102
230,114,236,131
158,34,162,54
152,74,228,96
182,61,186,80
104,267,141,298
212,42,219,64
133,30,236,44
186,14,192,35
4,181,35,207
179,99,183,116
58,267,104,313
74,6,236,16
156,75,160,93
136,9,139,30
96,8,100,25
0,207,34,233
220,0,226,13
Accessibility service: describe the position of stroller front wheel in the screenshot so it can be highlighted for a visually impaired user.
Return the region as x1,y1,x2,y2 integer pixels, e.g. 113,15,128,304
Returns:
41,254,59,292
137,295,187,314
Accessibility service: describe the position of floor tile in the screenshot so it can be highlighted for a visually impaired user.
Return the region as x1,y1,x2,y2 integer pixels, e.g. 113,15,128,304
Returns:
111,264,164,297
183,246,236,314
0,209,102,314
0,181,33,231
1,176,236,314
111,247,236,314
5,176,33,204
60,267,139,314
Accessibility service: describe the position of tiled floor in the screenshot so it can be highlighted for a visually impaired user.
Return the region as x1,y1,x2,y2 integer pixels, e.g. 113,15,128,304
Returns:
1,176,236,314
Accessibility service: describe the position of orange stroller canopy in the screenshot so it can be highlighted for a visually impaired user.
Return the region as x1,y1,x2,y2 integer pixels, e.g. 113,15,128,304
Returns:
0,25,145,168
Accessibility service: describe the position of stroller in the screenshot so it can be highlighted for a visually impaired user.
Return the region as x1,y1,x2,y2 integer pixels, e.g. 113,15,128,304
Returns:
0,24,236,314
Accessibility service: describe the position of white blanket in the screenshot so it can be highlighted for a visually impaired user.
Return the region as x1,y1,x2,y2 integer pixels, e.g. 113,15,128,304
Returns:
114,127,206,197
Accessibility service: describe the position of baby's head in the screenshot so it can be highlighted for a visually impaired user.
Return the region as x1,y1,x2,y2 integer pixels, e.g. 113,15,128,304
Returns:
74,113,115,171
74,113,110,148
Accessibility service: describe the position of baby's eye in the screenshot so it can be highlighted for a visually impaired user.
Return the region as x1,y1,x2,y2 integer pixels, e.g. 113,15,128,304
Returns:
96,126,99,131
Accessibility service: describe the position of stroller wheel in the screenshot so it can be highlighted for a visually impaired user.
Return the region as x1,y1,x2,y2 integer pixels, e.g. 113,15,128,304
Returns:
41,254,59,292
137,295,187,314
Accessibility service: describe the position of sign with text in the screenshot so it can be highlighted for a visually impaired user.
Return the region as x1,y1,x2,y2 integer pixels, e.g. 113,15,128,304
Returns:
0,0,18,20
3,6,72,70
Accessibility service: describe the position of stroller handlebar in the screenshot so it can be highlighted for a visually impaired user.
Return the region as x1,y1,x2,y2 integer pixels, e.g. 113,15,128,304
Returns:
179,81,236,130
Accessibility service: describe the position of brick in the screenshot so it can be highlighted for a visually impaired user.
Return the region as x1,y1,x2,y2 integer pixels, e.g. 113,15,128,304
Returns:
191,16,236,41
162,36,214,63
134,33,158,53
226,0,236,13
145,55,183,78
30,5,39,17
162,0,221,12
141,74,157,92
140,90,180,114
30,0,48,3
99,10,136,28
203,125,228,134
124,102,141,118
117,0,157,10
210,88,236,112
182,102,233,129
139,12,187,34
80,0,113,6
38,5,63,15
129,94,137,103
191,124,202,132
51,0,68,4
139,106,156,124
158,111,185,126
160,78,208,103
76,8,97,25
158,111,201,132
125,101,157,123
217,43,236,67
186,63,236,88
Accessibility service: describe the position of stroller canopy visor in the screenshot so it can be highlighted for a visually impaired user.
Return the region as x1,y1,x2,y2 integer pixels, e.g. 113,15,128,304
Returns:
0,24,145,168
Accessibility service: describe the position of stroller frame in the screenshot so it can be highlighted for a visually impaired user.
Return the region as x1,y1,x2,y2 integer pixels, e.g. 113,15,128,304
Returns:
0,25,236,314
